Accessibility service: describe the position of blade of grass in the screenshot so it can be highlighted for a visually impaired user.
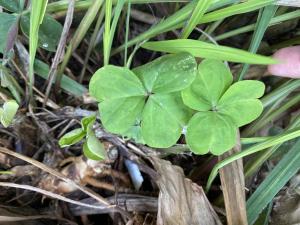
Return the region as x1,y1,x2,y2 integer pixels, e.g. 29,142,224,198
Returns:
206,128,300,191
244,94,300,137
46,0,93,13
46,0,192,13
34,60,87,97
194,26,219,45
244,114,300,178
79,7,106,83
29,0,48,99
15,38,86,97
215,10,300,41
113,0,275,55
124,1,131,66
198,19,224,41
238,5,278,80
246,138,300,224
252,203,273,225
107,0,126,64
126,39,147,68
243,97,286,137
181,0,213,39
44,0,75,106
103,0,113,65
241,136,272,145
200,0,274,24
112,0,240,55
56,0,103,91
142,39,277,64
261,79,300,108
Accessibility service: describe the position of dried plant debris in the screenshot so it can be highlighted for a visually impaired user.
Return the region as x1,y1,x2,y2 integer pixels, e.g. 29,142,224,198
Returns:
0,150,130,194
68,194,158,216
151,157,222,225
219,134,247,225
0,0,300,224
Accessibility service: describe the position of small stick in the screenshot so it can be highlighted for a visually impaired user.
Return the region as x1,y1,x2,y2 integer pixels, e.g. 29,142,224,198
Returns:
219,132,248,225
0,182,110,210
44,0,75,105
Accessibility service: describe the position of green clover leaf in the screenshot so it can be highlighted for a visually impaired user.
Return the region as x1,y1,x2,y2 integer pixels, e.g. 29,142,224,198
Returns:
89,65,146,101
83,123,107,160
133,53,197,93
182,59,232,111
183,59,265,155
58,128,86,147
99,96,145,134
81,114,97,132
59,114,97,147
141,92,192,147
122,124,145,144
217,80,265,127
186,111,237,155
89,52,197,148
59,115,107,160
0,100,19,128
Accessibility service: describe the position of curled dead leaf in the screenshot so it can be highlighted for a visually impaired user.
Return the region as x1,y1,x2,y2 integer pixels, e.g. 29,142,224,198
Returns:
151,157,222,225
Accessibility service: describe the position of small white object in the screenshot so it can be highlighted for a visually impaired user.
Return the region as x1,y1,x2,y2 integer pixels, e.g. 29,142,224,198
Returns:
276,0,300,7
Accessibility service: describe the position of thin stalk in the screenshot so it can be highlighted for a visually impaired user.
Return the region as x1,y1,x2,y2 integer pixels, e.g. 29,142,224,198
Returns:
44,0,75,105
181,0,213,39
79,7,106,83
56,0,103,91
104,0,113,65
124,2,131,66
198,19,224,41
238,5,278,80
29,0,48,100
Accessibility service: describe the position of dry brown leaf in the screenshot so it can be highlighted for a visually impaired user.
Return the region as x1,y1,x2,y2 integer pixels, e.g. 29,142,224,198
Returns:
151,157,222,225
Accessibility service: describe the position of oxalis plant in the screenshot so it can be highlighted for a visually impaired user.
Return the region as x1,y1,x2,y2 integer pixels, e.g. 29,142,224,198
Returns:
88,52,265,155
59,115,107,160
0,100,19,128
